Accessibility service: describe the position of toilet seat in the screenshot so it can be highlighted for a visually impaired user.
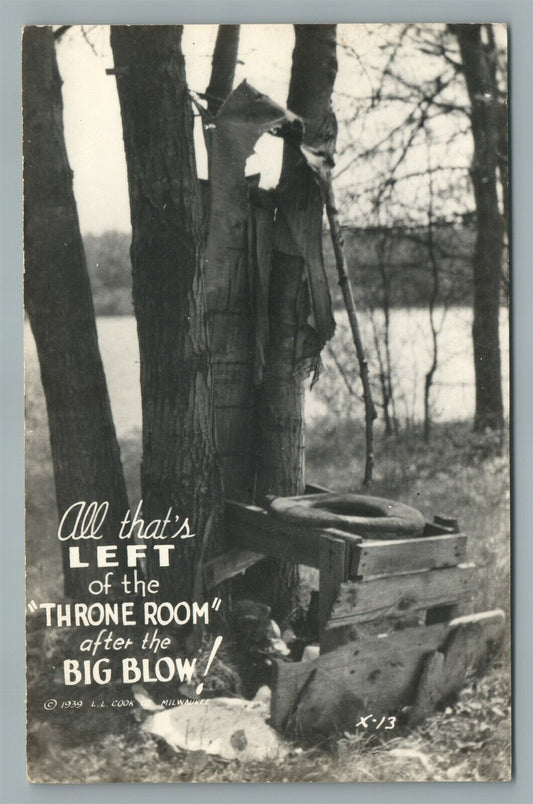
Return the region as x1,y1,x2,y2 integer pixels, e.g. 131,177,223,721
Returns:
268,492,425,538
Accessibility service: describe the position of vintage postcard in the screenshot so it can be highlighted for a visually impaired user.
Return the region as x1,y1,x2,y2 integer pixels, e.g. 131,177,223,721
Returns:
24,23,511,783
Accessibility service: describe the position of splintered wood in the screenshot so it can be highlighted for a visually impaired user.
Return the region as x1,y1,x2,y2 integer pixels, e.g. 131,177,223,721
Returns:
220,499,505,739
271,611,505,739
354,533,468,577
328,565,476,626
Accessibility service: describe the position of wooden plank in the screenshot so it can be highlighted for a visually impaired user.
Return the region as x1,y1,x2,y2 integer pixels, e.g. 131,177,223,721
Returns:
271,621,449,732
354,534,468,578
225,500,361,568
328,565,476,625
407,650,445,726
202,548,265,590
319,535,346,635
433,514,460,532
304,482,333,494
271,609,505,736
226,503,320,566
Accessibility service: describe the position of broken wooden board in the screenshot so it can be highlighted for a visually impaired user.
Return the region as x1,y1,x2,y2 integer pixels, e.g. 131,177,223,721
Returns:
225,500,361,569
203,548,265,590
272,621,449,733
319,535,346,629
328,565,476,626
353,533,468,579
270,610,505,739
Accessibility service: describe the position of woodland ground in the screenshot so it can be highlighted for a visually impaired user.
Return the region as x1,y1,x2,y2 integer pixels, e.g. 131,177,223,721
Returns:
25,332,511,783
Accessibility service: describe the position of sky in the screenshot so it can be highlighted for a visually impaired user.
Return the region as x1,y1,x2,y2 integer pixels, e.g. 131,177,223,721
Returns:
54,23,499,235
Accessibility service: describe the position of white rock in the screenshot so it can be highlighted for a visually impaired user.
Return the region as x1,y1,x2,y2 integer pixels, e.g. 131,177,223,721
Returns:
253,685,272,705
301,644,320,662
142,698,287,762
250,685,272,717
267,619,281,639
132,684,164,712
270,637,291,656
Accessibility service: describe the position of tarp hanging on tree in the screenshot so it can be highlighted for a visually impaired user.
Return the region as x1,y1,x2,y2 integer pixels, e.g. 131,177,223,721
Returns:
204,80,336,499
273,165,336,381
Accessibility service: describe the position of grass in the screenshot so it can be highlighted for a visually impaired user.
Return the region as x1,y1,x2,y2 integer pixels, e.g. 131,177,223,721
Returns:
25,358,511,783
26,667,511,783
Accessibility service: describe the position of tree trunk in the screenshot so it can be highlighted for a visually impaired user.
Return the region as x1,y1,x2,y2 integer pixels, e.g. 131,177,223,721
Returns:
206,25,240,116
452,24,505,431
110,26,223,605
423,180,440,444
203,26,240,182
254,25,338,619
23,25,130,598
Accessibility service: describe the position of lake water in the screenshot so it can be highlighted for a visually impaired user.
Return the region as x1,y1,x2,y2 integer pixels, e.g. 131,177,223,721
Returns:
312,306,510,427
25,307,509,446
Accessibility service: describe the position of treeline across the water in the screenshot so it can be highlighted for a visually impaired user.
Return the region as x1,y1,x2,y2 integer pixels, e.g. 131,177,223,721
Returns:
324,222,475,310
84,231,134,315
83,221,507,316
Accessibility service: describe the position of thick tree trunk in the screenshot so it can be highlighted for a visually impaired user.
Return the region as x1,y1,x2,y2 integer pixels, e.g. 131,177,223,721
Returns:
453,24,505,431
254,25,338,618
204,86,258,503
23,26,130,598
110,26,223,605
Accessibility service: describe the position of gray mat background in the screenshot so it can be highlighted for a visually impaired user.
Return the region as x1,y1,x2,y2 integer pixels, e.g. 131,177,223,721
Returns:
1,1,531,801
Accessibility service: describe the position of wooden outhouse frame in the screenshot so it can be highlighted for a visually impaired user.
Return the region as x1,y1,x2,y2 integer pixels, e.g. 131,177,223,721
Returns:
202,488,505,735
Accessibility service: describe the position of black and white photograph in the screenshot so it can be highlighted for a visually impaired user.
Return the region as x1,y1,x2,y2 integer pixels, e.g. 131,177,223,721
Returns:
23,23,511,783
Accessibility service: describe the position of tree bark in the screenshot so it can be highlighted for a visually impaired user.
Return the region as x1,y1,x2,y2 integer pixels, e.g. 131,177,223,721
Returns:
254,25,338,618
452,24,505,431
205,25,240,116
23,25,130,598
203,26,240,182
110,25,223,605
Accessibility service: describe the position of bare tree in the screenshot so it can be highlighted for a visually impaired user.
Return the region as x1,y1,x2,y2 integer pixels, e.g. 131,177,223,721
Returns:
254,24,338,616
450,23,505,431
110,26,224,604
369,229,398,437
201,26,338,619
205,25,240,116
257,25,338,500
338,23,507,432
23,26,130,597
423,145,445,442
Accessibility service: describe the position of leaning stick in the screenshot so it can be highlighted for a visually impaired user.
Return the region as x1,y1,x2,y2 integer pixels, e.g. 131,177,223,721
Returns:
301,146,377,485
325,177,377,485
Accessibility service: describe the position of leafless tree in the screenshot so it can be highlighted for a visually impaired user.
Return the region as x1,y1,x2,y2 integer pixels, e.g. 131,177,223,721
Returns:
23,26,130,597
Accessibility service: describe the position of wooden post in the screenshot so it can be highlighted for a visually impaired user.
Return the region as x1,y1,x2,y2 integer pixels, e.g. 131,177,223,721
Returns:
319,534,346,650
